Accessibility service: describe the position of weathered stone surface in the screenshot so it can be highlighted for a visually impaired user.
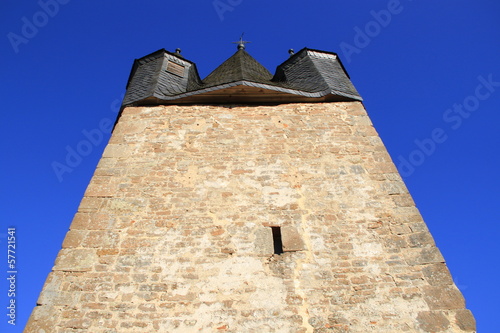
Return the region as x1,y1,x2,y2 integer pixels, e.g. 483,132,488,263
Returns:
102,144,131,158
422,263,454,286
417,311,450,332
408,232,435,248
27,102,474,332
53,249,98,272
254,227,274,256
62,230,86,248
282,225,305,252
24,305,59,333
406,247,445,266
455,309,476,331
422,285,466,310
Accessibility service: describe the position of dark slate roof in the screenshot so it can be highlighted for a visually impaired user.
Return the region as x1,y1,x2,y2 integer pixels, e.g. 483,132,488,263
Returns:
122,47,362,106
203,49,273,87
273,48,360,98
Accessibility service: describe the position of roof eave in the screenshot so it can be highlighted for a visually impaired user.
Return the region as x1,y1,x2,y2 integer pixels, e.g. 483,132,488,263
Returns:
123,80,362,106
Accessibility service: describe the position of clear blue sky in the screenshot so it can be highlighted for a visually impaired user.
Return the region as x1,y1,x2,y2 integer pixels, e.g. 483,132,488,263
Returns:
1,0,499,331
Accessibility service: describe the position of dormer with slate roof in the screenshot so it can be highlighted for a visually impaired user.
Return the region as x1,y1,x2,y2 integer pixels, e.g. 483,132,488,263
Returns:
122,46,362,106
123,49,202,106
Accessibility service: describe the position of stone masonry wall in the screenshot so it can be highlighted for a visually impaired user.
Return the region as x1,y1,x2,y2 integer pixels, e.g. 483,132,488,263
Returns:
26,102,475,332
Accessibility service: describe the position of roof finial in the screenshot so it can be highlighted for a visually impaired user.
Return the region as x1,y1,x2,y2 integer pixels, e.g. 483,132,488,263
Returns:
232,33,251,50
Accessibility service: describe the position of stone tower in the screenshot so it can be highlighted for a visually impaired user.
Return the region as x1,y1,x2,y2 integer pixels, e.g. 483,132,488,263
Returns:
26,45,475,332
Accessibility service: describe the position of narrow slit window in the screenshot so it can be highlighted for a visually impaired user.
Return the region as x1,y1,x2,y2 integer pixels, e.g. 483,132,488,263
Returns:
271,227,283,255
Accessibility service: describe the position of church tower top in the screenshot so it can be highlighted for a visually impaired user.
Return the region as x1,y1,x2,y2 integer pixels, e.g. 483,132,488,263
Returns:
122,46,362,106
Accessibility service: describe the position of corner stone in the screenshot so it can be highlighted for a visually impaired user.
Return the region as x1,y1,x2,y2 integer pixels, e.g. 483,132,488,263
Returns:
422,285,465,310
53,249,98,272
416,311,450,332
455,309,476,331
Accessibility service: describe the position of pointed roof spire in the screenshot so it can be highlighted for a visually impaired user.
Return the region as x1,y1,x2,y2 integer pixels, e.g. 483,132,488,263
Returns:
232,33,251,50
203,47,272,87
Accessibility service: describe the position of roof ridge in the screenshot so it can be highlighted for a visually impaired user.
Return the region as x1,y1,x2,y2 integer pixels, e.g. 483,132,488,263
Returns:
234,49,245,81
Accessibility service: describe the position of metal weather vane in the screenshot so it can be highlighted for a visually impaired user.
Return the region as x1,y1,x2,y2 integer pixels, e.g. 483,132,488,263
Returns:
233,33,251,50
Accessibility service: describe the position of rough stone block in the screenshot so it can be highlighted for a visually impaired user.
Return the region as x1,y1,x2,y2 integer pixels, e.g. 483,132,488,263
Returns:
54,249,98,272
83,231,120,248
455,309,476,331
407,232,435,248
422,285,465,310
254,227,274,256
102,144,131,158
282,225,305,252
417,311,450,332
24,305,60,333
84,183,118,197
406,247,445,266
62,230,86,248
422,263,453,286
